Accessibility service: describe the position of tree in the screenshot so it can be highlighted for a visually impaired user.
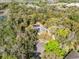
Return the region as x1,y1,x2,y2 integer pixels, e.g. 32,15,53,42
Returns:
44,40,65,59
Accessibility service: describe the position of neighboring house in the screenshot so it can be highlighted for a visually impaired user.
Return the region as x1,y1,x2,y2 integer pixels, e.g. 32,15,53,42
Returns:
65,50,79,59
33,22,55,40
66,3,79,7
0,9,8,20
0,10,8,16
33,22,48,33
0,0,11,3
26,4,40,9
47,0,58,3
0,0,58,3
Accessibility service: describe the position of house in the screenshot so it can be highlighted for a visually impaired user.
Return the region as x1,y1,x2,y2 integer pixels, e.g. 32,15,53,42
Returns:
0,0,11,3
33,22,47,33
0,0,58,3
64,50,79,59
47,0,58,3
0,9,8,20
0,10,7,16
66,3,79,7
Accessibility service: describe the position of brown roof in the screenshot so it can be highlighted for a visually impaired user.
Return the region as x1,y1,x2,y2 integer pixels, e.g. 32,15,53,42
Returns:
65,50,79,59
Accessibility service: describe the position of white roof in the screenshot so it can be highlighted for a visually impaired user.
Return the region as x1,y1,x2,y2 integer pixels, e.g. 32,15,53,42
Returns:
66,3,79,7
0,0,12,3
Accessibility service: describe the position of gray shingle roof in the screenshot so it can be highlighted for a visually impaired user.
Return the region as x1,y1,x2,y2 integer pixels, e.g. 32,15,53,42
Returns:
65,50,79,59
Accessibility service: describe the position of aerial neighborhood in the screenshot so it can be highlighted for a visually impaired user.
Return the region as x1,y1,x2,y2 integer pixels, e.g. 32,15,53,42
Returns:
0,0,79,59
